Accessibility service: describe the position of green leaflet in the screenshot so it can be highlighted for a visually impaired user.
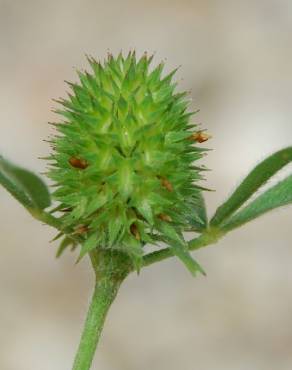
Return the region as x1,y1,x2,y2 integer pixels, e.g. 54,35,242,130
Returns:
221,175,292,232
158,222,205,276
211,147,292,226
0,156,51,210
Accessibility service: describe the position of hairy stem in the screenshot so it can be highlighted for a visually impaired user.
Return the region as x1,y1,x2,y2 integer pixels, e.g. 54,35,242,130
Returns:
72,250,131,370
72,278,122,370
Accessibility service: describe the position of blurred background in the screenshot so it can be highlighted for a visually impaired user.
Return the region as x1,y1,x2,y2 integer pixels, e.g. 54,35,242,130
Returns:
1,0,292,369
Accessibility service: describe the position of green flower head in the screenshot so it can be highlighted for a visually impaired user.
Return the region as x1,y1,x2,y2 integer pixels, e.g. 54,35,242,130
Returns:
47,51,208,273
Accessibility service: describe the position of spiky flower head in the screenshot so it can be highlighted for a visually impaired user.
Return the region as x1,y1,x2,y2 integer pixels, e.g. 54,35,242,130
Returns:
47,51,208,274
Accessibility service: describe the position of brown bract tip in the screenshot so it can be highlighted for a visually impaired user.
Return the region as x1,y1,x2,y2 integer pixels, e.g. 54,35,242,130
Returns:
188,131,212,143
130,223,140,240
158,213,172,222
160,177,173,192
69,157,88,169
73,225,89,234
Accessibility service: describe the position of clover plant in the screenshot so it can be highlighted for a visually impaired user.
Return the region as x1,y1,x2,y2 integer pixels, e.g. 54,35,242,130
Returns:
1,51,291,370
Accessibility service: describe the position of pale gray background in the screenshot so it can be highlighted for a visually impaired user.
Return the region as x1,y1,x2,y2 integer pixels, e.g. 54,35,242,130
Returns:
0,0,292,369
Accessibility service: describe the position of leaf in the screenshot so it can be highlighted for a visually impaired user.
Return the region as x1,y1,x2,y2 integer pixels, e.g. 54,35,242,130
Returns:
210,147,292,227
0,171,33,209
158,222,206,276
0,156,51,210
221,175,292,232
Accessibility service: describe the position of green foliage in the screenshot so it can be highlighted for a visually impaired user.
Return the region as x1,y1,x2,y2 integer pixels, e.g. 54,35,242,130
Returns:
0,155,51,211
221,174,292,232
46,51,206,272
211,147,292,227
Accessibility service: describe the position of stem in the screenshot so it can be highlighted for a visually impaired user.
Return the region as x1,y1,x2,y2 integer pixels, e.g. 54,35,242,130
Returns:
72,278,121,370
72,250,131,370
30,209,63,229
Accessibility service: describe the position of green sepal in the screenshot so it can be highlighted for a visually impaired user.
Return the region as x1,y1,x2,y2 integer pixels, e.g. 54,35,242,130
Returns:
56,236,76,258
64,197,87,224
158,222,206,276
165,131,193,144
50,231,64,242
108,218,124,247
120,234,143,272
78,233,98,261
186,192,208,231
134,198,154,225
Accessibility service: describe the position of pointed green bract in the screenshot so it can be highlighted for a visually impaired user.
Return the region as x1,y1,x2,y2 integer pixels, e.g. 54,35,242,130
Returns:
56,236,76,258
157,221,205,276
46,51,207,271
79,233,99,261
